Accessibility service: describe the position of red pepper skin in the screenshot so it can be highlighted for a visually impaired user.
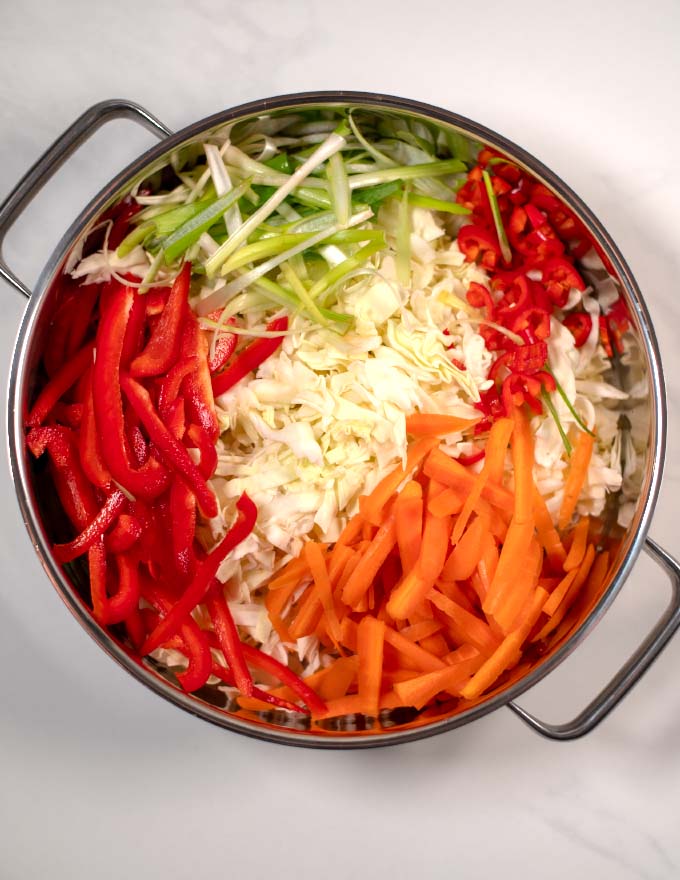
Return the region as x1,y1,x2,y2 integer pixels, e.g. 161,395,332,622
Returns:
141,581,212,693
25,341,95,428
105,514,143,554
140,492,257,655
88,536,109,625
125,607,146,652
212,316,288,398
512,307,551,342
120,372,217,518
457,225,501,270
79,373,111,490
457,449,486,467
206,312,238,374
131,263,190,377
180,318,219,443
50,403,84,428
510,340,549,373
563,312,592,348
120,287,148,369
93,283,168,500
53,490,127,563
240,643,327,716
599,316,614,358
164,398,186,442
187,423,218,480
211,663,311,714
103,552,141,625
170,476,196,580
157,356,197,418
502,370,555,416
27,426,99,530
206,582,254,696
466,282,495,320
605,297,630,354
539,257,585,307
107,195,143,250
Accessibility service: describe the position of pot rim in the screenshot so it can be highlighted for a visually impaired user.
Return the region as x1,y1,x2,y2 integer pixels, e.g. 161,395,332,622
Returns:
7,91,667,747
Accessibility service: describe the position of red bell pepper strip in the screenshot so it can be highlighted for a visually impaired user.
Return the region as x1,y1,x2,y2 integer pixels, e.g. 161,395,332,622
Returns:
210,662,310,714
105,514,143,554
144,287,170,316
240,643,327,716
64,284,99,360
157,356,197,417
180,317,220,443
103,552,141,625
563,312,592,348
212,316,289,397
25,341,95,428
92,283,168,500
457,225,501,270
53,489,127,563
170,476,196,579
51,403,84,428
206,582,254,696
26,426,98,530
79,374,111,490
120,286,148,368
206,311,238,373
130,263,190,377
120,372,217,518
140,492,257,655
141,581,212,693
107,195,143,249
163,398,187,442
125,607,146,652
88,536,109,625
187,423,218,480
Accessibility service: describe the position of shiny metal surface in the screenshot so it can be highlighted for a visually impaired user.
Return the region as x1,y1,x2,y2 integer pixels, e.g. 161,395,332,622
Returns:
5,91,675,747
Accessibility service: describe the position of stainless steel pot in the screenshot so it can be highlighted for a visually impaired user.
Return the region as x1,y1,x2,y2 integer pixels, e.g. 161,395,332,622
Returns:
4,92,680,748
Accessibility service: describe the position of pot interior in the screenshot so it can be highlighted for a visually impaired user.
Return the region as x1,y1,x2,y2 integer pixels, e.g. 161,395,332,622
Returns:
14,96,661,745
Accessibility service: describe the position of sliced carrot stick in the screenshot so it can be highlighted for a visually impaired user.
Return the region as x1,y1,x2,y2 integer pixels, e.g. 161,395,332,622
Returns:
483,417,514,484
427,588,499,654
577,549,611,616
357,616,385,717
334,512,364,549
265,579,300,642
314,694,364,719
395,480,423,573
418,633,450,657
383,624,447,672
476,532,499,598
428,487,464,517
304,542,342,644
341,510,398,608
361,436,439,526
542,568,578,617
482,517,535,616
532,543,596,642
424,448,514,513
288,582,325,640
315,656,359,701
491,536,542,634
510,404,534,524
405,413,480,436
436,579,477,613
564,516,590,572
394,648,483,709
386,511,451,620
532,485,567,569
268,556,312,590
558,431,595,531
340,617,358,652
441,515,487,581
460,588,548,700
400,619,445,642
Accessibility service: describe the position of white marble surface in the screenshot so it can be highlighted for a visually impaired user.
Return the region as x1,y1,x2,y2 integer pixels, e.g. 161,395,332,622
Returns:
1,1,679,877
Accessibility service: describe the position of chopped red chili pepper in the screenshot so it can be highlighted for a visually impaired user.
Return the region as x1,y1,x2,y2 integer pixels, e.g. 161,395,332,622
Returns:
599,316,614,358
510,341,549,373
512,307,551,342
212,316,289,397
457,449,486,467
466,281,495,320
563,312,593,348
605,297,631,355
539,256,585,307
457,225,502,270
501,370,555,416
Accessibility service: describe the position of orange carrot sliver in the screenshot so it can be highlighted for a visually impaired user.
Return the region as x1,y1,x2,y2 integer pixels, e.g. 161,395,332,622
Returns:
394,649,482,709
442,515,487,581
511,404,534,524
341,510,398,608
532,543,596,642
424,448,514,513
268,556,311,591
558,431,595,531
405,413,480,436
383,624,446,672
428,588,499,654
357,616,385,717
482,517,535,616
483,417,514,484
304,542,342,644
395,480,423,573
428,487,464,517
361,436,439,527
400,619,445,642
533,486,566,568
542,568,578,617
491,536,542,634
564,516,590,572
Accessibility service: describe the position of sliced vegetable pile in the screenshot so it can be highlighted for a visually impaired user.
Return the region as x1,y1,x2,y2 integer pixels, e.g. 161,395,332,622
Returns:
25,107,641,726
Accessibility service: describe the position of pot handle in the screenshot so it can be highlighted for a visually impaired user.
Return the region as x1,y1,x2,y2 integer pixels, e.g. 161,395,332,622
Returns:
0,99,172,299
508,538,680,740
